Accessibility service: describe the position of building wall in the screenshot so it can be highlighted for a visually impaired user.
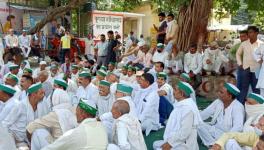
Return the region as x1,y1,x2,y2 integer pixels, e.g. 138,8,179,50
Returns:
131,4,158,38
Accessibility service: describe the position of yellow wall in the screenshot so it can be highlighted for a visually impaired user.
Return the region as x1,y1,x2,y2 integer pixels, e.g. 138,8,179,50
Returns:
129,4,159,38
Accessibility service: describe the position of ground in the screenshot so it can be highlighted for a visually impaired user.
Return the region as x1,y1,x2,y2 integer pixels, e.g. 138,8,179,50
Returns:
144,96,212,150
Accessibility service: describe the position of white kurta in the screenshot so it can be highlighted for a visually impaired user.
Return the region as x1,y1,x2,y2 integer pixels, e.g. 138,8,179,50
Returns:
100,96,138,142
67,79,78,104
108,114,147,150
0,124,16,150
95,93,115,116
133,84,160,135
152,50,169,64
2,97,44,144
198,99,245,146
153,98,201,150
48,73,64,85
184,52,203,74
254,44,264,96
202,48,229,73
41,118,108,150
0,96,20,122
158,83,174,104
75,83,98,105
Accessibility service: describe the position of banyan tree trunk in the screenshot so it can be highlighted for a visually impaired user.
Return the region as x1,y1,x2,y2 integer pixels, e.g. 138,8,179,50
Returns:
176,0,213,52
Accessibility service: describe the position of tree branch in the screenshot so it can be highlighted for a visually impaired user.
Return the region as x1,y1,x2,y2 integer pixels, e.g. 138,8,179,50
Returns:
28,0,88,34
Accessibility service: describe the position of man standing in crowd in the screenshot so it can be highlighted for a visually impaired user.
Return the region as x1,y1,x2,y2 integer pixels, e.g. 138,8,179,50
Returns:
106,30,118,65
164,13,178,52
60,31,71,63
153,12,167,44
229,30,248,96
94,34,108,67
236,26,262,104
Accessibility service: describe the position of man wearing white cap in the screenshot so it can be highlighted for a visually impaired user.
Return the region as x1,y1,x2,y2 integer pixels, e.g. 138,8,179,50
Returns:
2,83,46,147
0,84,19,122
75,71,98,105
153,81,202,150
18,29,31,58
152,43,169,64
41,98,108,150
33,61,48,78
48,64,64,84
107,100,147,150
198,83,245,146
202,41,229,74
27,89,77,150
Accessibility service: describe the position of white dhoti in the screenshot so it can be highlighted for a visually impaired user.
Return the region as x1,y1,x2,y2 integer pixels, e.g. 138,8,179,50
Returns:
141,119,160,136
31,129,53,150
198,123,223,146
21,46,31,58
203,58,223,73
225,139,243,150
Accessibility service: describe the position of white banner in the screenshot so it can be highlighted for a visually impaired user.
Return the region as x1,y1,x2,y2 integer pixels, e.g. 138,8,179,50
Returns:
92,12,123,40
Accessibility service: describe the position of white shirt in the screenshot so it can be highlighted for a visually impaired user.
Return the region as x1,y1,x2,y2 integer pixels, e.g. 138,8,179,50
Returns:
42,118,108,150
5,34,18,47
163,98,200,150
184,52,203,74
0,97,20,122
2,98,44,143
152,50,169,64
111,114,147,150
95,41,108,56
95,93,115,116
18,34,31,48
76,83,98,104
158,83,174,104
200,99,245,133
236,39,263,72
